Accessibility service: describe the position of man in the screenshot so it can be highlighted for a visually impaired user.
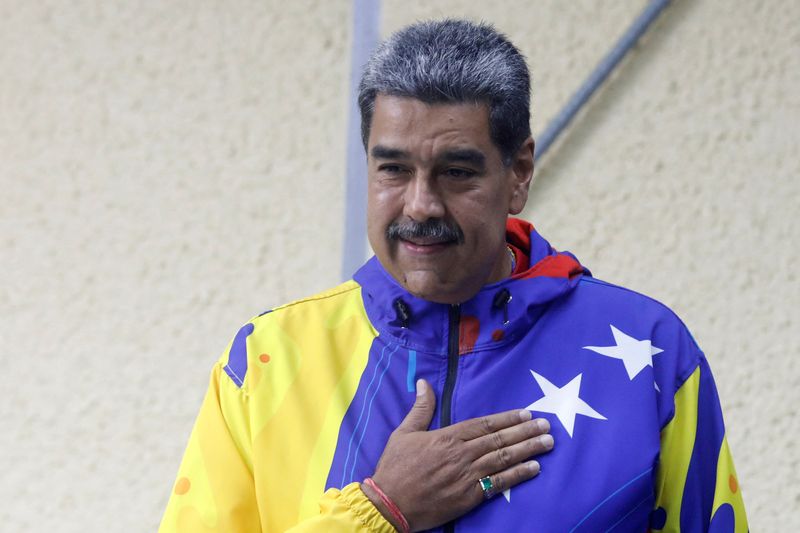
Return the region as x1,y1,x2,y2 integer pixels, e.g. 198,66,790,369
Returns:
160,20,747,532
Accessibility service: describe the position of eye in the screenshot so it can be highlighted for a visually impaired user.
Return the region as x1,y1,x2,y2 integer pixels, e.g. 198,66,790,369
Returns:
444,167,476,179
378,164,405,175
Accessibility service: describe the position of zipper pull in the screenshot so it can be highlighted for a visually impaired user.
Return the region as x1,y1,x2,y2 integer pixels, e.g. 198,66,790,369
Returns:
493,289,512,325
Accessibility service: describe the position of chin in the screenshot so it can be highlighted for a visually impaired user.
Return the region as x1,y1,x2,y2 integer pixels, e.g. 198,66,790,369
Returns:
402,272,449,302
402,272,470,304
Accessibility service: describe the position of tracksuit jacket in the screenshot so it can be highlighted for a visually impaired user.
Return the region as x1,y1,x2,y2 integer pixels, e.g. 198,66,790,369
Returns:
160,218,747,532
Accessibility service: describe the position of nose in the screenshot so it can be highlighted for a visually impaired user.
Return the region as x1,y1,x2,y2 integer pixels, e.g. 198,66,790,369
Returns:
403,174,446,221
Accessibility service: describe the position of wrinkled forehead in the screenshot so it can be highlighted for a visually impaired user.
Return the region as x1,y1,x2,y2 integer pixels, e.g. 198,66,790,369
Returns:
367,94,498,164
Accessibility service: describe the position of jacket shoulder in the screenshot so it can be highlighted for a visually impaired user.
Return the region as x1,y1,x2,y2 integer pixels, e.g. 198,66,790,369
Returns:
569,277,713,428
217,280,369,390
576,277,699,339
259,279,363,319
573,276,705,384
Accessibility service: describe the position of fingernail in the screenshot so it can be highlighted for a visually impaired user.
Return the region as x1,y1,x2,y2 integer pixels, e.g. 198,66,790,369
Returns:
519,410,532,421
528,461,540,474
536,418,550,432
540,434,554,450
416,379,426,396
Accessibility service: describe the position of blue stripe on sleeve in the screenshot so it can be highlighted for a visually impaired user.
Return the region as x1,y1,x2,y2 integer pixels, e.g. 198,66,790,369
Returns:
223,323,254,388
680,358,726,529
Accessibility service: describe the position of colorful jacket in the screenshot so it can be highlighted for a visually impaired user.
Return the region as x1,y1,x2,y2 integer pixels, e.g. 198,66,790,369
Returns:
160,218,747,532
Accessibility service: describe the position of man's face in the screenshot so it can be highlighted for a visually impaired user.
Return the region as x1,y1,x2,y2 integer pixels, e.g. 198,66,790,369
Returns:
366,94,533,304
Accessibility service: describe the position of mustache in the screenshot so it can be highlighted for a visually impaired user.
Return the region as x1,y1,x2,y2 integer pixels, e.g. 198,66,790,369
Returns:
386,218,465,244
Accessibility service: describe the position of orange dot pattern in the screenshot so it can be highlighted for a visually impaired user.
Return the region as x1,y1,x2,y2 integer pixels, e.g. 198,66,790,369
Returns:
174,477,191,495
259,353,271,363
491,329,505,341
728,474,738,493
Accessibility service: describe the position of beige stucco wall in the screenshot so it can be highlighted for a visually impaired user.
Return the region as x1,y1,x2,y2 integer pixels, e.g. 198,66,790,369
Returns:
1,0,796,530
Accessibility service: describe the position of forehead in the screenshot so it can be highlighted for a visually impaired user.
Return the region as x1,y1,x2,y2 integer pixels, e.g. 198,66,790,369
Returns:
368,94,496,160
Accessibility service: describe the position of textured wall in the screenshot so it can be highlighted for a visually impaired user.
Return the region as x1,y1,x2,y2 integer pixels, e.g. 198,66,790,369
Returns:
1,0,797,531
1,1,352,531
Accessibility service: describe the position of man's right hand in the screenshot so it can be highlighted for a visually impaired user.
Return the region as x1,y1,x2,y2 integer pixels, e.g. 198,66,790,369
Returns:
361,379,554,532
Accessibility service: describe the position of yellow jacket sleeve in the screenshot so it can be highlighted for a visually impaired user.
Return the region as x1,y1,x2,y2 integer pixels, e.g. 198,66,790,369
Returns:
652,358,747,532
288,483,396,533
159,363,395,533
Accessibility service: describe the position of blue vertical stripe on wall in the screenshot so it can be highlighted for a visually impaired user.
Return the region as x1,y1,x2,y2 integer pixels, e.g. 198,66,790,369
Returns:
342,0,382,280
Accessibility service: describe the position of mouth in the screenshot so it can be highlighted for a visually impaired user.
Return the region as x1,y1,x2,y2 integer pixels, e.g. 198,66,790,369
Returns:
399,238,455,254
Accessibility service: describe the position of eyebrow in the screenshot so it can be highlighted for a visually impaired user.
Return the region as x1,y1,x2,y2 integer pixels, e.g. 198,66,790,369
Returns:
370,145,410,160
439,148,486,168
370,145,486,168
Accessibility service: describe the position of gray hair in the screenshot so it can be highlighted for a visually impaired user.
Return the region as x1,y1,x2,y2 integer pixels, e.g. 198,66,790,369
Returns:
358,19,531,166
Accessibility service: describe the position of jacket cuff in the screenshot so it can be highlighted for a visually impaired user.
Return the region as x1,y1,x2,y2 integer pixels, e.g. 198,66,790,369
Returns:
340,482,397,533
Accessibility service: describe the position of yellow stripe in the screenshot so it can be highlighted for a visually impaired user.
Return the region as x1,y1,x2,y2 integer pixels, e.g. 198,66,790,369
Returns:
654,367,700,531
711,436,748,532
161,365,260,532
247,318,303,435
249,283,376,531
298,304,378,520
246,282,366,434
159,380,218,531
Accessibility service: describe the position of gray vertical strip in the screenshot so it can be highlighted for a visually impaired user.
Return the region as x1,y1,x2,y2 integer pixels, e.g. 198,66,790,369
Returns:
341,0,382,280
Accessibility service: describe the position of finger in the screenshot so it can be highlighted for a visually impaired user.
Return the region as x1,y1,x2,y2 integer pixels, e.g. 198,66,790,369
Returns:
395,379,436,434
474,432,554,473
476,461,541,500
466,418,550,458
449,409,533,441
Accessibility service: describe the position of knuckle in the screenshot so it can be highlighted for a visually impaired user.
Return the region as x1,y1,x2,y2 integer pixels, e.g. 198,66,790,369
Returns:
528,437,541,453
481,416,495,434
495,447,511,469
440,433,458,449
515,464,531,482
491,430,505,450
504,466,526,490
492,472,505,491
464,475,481,499
449,451,466,468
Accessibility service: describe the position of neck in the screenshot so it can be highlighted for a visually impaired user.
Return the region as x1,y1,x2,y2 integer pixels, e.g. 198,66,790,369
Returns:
485,242,514,285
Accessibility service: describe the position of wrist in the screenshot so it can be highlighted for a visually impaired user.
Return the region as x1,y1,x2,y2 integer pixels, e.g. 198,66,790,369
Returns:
360,478,410,533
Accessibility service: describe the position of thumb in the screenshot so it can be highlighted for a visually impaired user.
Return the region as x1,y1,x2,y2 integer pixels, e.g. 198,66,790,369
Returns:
396,379,436,433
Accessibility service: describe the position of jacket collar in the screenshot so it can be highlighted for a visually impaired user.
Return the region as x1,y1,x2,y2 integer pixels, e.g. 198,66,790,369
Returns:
353,218,588,355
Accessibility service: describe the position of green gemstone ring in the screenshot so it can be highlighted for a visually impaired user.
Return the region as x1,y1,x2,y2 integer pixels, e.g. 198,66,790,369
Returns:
478,476,494,499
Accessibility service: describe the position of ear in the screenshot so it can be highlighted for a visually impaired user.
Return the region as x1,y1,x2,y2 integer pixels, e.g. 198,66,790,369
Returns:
508,137,535,215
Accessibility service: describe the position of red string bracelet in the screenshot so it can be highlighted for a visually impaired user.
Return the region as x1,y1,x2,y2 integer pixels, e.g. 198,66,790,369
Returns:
363,477,410,533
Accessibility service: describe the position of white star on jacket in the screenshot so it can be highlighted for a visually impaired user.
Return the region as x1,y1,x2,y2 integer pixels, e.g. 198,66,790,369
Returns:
502,372,606,503
525,371,606,438
583,325,664,380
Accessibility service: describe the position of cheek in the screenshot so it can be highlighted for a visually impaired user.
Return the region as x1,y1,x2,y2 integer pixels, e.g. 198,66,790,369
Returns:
367,189,399,241
368,185,403,218
450,195,507,234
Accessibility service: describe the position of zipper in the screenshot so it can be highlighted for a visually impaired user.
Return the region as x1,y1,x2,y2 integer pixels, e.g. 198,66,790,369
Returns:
440,304,460,428
441,304,460,533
